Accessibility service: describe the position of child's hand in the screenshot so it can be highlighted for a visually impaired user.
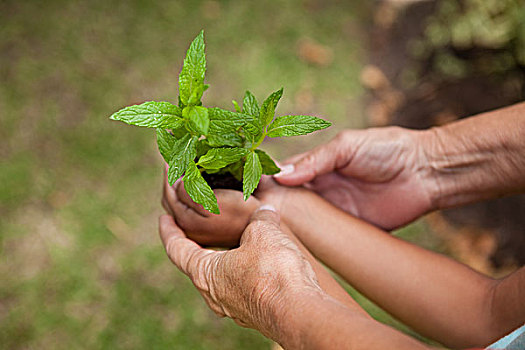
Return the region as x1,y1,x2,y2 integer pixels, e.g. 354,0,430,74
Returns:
162,174,260,247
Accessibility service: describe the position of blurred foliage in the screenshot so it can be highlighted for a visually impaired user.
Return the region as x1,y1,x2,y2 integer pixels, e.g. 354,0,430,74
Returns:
0,0,446,348
0,0,372,349
409,0,525,79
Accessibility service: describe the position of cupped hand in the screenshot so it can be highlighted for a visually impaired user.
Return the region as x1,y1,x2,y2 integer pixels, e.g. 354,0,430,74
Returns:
159,207,322,341
162,172,260,247
274,127,437,230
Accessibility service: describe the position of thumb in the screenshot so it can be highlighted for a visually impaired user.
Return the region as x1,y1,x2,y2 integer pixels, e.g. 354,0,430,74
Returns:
250,204,281,225
274,134,345,186
240,204,281,245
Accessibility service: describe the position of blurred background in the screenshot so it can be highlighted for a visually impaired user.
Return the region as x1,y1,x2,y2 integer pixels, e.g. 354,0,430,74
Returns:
1,0,523,349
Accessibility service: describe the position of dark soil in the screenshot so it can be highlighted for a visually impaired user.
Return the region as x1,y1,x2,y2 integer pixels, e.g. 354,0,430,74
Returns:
367,0,525,267
202,172,243,191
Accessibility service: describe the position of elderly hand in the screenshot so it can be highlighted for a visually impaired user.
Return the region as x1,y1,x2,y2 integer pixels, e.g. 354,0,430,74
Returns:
158,207,322,342
274,127,437,230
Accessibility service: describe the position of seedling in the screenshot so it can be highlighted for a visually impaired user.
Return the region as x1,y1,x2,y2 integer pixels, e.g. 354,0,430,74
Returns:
109,31,331,214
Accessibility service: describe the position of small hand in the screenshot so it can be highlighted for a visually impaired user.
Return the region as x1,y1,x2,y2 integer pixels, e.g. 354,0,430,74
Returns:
162,171,260,247
274,127,437,230
159,207,322,341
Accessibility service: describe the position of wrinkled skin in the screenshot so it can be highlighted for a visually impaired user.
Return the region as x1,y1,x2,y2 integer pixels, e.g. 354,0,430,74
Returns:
158,209,321,340
275,127,437,230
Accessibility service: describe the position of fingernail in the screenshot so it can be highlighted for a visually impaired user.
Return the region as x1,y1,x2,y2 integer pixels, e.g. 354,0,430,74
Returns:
274,164,294,177
257,204,277,212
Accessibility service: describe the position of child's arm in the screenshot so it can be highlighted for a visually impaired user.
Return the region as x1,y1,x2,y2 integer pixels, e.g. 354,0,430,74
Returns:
277,187,525,349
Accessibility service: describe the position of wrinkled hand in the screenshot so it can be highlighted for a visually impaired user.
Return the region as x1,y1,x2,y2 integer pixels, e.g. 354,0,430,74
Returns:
159,207,321,341
275,127,436,230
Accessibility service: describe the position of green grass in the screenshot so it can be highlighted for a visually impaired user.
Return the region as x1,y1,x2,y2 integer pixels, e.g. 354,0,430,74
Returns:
0,1,446,349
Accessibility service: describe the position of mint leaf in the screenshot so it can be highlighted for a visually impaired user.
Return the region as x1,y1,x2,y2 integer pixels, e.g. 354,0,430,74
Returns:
242,119,263,143
184,106,209,135
255,150,280,175
167,134,198,185
196,139,211,158
259,88,283,127
207,133,244,147
110,101,184,128
171,124,188,138
197,147,249,169
226,161,243,182
267,115,331,137
232,100,241,113
242,91,262,143
208,108,247,135
156,128,176,163
242,151,262,200
183,161,219,214
109,32,334,215
242,90,260,117
179,31,206,106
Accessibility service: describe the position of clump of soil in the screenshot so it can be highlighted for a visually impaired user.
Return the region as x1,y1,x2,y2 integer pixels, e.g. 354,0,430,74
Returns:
202,172,243,191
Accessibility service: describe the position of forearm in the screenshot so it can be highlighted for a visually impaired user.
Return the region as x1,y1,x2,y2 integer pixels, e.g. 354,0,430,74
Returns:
274,290,429,350
422,102,525,209
280,223,368,316
281,189,518,348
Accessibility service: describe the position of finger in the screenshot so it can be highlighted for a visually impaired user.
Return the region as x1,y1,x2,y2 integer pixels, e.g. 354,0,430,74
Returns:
273,131,355,186
255,175,275,193
159,214,213,277
164,178,190,218
162,166,177,214
240,205,282,245
163,166,181,208
249,204,280,225
161,196,174,216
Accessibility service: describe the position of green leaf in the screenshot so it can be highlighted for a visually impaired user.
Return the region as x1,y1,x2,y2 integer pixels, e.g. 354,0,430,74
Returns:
241,91,262,143
242,90,260,117
197,147,249,169
196,139,211,158
243,151,262,200
259,88,283,127
156,128,177,163
242,119,263,143
184,106,209,135
167,134,198,185
208,107,247,135
255,150,280,175
267,115,331,137
226,161,244,182
179,31,206,106
207,133,244,147
183,161,219,214
171,124,188,138
109,101,184,128
232,100,241,113
203,168,220,174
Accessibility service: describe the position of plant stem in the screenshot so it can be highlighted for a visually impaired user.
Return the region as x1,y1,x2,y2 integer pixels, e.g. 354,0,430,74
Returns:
250,131,266,151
